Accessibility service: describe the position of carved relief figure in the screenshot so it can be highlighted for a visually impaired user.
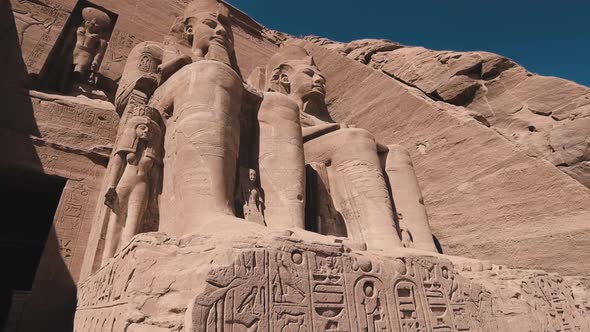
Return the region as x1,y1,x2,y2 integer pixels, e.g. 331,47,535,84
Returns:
72,8,110,83
146,0,244,236
257,45,403,251
101,106,162,262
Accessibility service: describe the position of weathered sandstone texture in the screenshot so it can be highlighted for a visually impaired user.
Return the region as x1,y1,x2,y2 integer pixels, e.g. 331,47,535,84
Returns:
74,231,590,332
294,38,590,276
304,37,590,189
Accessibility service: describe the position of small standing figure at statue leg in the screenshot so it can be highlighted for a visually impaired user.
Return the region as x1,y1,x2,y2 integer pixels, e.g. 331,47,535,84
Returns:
239,169,265,225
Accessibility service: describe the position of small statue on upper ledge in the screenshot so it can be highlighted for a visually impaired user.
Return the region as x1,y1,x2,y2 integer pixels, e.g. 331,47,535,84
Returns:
72,7,110,84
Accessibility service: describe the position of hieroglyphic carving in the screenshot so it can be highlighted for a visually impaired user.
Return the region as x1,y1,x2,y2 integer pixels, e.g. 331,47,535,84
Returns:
186,245,496,332
53,180,91,269
270,249,312,331
34,97,119,145
101,30,139,73
12,0,69,73
308,252,350,331
76,233,590,332
521,275,579,331
187,250,270,331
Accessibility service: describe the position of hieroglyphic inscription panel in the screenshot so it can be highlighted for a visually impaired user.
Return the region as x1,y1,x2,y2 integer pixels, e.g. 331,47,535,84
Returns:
75,235,590,332
187,244,495,332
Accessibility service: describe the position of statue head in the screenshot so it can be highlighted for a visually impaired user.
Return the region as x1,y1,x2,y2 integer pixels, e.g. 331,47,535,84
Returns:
116,106,162,158
248,169,257,183
127,115,161,143
182,0,234,60
266,45,326,103
81,7,111,34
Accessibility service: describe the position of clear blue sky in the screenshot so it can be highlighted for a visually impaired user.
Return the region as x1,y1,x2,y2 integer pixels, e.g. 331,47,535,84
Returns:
227,0,590,87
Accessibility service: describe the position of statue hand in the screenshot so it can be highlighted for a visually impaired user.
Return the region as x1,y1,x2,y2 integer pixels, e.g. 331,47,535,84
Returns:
104,187,117,209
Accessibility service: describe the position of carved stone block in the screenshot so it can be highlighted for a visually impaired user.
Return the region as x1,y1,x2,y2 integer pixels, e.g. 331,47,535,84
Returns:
74,230,590,332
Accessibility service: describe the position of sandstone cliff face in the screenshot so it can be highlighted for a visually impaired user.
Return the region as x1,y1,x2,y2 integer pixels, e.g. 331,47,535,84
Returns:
304,37,590,189
291,38,590,277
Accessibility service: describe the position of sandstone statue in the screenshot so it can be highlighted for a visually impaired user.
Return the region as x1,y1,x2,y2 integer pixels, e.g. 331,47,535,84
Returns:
94,3,437,268
257,81,306,229
146,0,244,236
255,45,438,252
71,7,110,84
237,168,265,225
101,105,162,263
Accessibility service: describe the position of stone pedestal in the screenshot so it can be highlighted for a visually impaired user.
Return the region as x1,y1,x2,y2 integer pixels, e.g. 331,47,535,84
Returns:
74,227,590,332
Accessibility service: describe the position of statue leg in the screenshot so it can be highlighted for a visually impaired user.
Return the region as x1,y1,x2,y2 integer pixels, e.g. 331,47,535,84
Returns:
257,92,306,229
152,61,243,236
385,145,437,252
305,128,402,251
119,182,149,249
101,193,128,264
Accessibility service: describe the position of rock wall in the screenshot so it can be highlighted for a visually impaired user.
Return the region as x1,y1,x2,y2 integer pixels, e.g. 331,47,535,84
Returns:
304,38,590,189
289,39,590,277
74,230,590,332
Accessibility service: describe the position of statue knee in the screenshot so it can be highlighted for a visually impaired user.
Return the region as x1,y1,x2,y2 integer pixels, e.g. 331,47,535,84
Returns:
386,144,413,169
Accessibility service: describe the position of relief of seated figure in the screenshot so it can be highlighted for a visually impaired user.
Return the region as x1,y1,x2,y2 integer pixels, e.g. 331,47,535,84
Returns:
250,45,437,252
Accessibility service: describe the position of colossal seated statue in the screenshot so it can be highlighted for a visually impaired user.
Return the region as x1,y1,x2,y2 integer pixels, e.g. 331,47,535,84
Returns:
250,45,437,252
91,1,436,274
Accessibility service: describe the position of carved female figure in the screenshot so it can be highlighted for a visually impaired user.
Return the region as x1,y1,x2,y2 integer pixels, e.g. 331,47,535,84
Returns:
240,169,265,225
101,108,162,263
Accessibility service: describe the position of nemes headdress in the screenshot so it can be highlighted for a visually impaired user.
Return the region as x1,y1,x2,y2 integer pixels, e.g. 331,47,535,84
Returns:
266,45,315,91
184,0,229,21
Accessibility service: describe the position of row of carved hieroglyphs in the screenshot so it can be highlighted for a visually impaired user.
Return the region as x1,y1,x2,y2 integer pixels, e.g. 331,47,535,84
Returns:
188,245,494,332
